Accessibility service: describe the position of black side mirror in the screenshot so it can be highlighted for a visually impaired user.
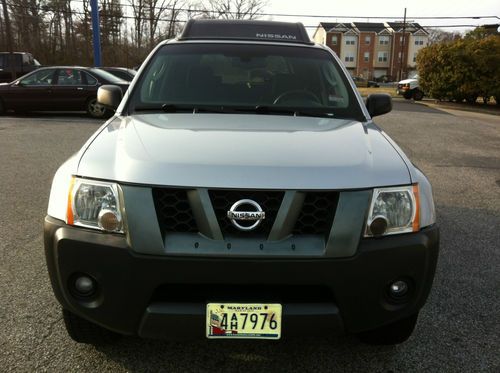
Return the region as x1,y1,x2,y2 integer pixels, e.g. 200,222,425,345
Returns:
366,93,392,117
97,85,123,110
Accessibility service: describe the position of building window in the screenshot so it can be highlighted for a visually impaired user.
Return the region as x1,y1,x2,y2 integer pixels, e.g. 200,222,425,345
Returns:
414,37,425,45
344,53,355,62
413,52,417,62
345,36,356,45
379,36,389,45
365,36,371,44
378,52,388,62
331,35,337,45
364,52,370,62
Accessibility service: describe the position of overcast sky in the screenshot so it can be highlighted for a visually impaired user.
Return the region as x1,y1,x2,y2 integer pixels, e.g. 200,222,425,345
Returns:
263,0,500,34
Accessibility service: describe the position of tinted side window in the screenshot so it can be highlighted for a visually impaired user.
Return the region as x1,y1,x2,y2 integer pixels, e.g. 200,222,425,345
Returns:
20,69,56,85
84,73,98,85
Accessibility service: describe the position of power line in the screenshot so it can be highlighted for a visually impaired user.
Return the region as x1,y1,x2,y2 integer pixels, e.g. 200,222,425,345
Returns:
4,0,500,21
3,1,498,30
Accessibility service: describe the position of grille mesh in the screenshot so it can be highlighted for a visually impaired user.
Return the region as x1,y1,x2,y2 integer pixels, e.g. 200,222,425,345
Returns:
293,192,339,236
152,189,198,233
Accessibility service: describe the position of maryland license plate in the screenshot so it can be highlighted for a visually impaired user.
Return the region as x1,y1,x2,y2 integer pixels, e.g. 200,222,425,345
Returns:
206,303,282,339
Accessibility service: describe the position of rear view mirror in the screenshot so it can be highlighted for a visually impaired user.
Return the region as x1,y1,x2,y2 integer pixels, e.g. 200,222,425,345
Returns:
365,94,392,117
97,85,123,110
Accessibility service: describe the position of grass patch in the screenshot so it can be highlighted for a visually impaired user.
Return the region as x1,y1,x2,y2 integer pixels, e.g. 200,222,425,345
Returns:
357,87,398,97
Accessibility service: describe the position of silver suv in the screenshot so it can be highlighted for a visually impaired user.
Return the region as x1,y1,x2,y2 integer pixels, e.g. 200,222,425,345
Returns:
44,20,439,345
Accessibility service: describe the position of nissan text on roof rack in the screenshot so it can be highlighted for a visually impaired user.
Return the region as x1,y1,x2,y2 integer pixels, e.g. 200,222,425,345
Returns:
44,19,439,345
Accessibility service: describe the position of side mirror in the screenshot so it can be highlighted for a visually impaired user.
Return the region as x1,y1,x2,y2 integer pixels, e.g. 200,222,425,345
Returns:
97,85,123,110
366,93,392,117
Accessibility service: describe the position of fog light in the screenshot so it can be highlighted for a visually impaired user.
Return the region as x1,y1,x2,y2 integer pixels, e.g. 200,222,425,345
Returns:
74,276,95,296
98,209,121,232
369,216,388,236
389,280,408,297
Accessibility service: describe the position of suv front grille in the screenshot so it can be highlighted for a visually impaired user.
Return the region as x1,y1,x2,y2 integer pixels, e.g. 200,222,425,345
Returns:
209,190,284,237
152,188,339,240
152,188,198,234
293,192,339,236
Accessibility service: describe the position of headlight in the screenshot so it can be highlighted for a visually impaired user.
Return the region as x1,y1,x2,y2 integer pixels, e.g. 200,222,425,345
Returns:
365,185,420,237
66,177,124,233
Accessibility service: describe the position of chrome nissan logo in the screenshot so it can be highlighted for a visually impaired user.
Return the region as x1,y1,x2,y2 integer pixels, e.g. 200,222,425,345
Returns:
227,199,266,231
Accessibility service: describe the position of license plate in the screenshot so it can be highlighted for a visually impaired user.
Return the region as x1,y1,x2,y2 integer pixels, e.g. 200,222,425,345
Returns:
206,303,282,339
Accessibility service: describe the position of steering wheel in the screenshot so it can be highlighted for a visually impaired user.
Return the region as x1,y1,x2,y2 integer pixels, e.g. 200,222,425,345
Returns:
273,89,321,105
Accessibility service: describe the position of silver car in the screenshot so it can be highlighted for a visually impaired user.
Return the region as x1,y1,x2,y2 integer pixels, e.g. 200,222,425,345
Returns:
44,19,439,345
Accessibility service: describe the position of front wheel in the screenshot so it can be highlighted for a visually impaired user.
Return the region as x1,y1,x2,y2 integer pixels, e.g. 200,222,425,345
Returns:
403,92,413,100
86,98,108,119
413,89,424,101
357,313,419,345
62,309,120,345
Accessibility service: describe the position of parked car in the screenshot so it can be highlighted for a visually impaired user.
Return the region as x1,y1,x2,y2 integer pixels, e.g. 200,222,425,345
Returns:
0,52,41,83
44,19,439,346
397,76,424,100
0,66,129,118
374,75,393,83
352,76,380,88
98,67,137,82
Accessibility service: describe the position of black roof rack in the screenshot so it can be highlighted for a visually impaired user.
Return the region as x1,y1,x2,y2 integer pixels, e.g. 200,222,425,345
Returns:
179,19,313,45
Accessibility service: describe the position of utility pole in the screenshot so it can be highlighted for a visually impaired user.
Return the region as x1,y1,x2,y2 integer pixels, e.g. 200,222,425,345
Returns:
90,0,102,67
1,0,15,81
399,8,407,81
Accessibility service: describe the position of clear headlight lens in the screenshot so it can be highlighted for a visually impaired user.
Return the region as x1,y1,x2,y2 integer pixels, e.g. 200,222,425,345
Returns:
365,185,420,237
66,177,124,233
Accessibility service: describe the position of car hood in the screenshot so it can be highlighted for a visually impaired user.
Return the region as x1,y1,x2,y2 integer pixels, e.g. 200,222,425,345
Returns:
77,114,411,189
399,78,418,84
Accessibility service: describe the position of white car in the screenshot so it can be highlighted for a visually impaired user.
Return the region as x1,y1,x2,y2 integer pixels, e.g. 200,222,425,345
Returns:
397,76,424,101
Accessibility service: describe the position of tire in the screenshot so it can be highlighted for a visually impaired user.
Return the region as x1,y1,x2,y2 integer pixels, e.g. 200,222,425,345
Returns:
403,92,412,100
62,309,120,345
413,89,424,101
86,97,108,119
357,313,418,345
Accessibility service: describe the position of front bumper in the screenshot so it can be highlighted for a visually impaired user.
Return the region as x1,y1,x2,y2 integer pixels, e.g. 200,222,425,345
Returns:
44,216,439,339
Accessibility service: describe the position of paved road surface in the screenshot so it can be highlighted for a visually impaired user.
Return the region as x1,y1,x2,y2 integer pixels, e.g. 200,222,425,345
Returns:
0,102,499,372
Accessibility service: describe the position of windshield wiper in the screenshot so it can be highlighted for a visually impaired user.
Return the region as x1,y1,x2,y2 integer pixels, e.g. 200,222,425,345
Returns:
162,104,235,114
250,105,335,118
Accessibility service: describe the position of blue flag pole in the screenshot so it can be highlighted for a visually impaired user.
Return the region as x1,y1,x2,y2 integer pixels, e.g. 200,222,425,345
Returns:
90,0,102,67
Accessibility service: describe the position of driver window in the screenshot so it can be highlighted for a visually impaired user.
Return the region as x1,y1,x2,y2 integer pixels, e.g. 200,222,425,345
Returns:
20,69,55,86
56,69,83,85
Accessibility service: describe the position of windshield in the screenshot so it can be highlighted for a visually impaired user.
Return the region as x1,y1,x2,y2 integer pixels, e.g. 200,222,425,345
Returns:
128,43,365,120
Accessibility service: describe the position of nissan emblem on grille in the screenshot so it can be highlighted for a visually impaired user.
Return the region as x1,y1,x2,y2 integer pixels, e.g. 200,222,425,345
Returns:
227,199,266,231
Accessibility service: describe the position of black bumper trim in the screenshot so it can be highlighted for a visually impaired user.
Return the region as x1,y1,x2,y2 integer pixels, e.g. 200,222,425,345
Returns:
44,216,439,338
138,302,342,339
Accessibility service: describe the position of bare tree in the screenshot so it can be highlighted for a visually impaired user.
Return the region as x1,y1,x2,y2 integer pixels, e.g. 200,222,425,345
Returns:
427,28,462,44
129,0,146,49
204,0,267,20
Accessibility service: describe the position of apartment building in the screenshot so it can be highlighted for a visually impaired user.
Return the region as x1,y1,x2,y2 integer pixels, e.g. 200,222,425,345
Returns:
313,21,429,80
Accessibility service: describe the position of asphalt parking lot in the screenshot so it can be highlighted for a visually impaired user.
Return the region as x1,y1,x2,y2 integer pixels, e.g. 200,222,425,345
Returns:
0,101,499,372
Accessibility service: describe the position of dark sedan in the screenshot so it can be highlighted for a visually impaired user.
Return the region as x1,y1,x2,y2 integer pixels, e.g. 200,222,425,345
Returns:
352,76,380,88
98,67,137,82
0,66,129,118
